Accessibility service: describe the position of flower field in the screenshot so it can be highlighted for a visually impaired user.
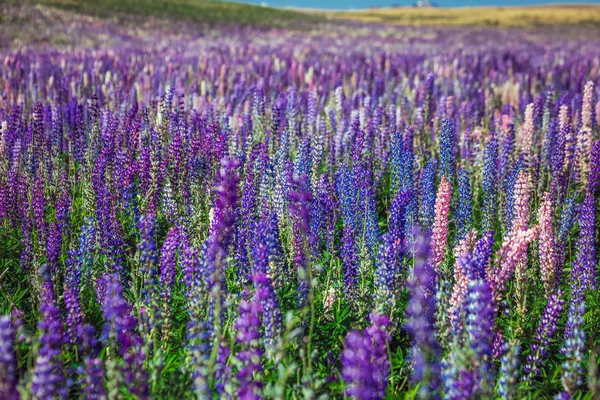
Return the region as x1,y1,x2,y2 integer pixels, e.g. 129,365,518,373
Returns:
0,2,599,399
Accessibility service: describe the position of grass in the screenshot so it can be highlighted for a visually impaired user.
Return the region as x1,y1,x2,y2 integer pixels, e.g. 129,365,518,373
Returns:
321,4,600,27
5,0,324,28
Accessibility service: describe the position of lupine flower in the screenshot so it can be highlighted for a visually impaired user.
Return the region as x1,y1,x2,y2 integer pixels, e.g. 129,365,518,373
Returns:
233,296,264,399
588,139,600,194
102,273,149,398
289,175,315,307
337,165,359,298
576,81,594,185
342,313,390,399
0,316,18,399
419,159,437,230
406,230,441,398
481,138,498,231
523,291,564,382
538,192,557,297
440,120,455,181
455,169,473,243
571,193,597,292
32,282,67,400
138,213,160,330
519,103,535,168
81,324,106,399
160,226,180,340
432,177,451,270
373,234,403,316
560,294,586,396
497,340,521,399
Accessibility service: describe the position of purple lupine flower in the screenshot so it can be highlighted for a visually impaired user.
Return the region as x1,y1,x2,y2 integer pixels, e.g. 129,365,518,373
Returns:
315,173,339,253
556,197,576,284
373,234,403,316
46,221,62,278
64,251,83,347
560,293,586,396
571,193,597,292
289,175,315,307
523,291,565,382
337,165,359,299
498,123,515,189
32,173,47,249
206,156,240,282
439,119,455,181
80,324,105,399
342,313,390,399
160,226,180,339
455,169,473,243
234,296,264,399
32,282,67,399
251,223,282,349
236,167,257,281
503,161,523,232
356,164,380,256
465,278,495,362
497,340,520,400
138,213,160,327
389,189,410,246
406,229,441,398
481,138,498,231
102,273,148,398
0,316,18,399
419,158,437,230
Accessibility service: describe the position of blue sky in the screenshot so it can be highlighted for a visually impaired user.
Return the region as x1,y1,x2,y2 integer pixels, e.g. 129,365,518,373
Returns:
235,0,598,9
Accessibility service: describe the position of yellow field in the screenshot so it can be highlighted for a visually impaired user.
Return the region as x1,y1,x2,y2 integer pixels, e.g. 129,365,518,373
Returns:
320,5,600,27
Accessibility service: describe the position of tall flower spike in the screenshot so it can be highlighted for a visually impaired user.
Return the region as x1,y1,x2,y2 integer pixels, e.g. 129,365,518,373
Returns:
102,273,148,398
419,159,437,230
560,293,586,396
455,169,473,243
289,175,315,307
234,295,264,399
481,138,498,231
0,316,18,399
32,282,67,400
497,340,521,400
440,119,455,181
520,103,534,169
523,291,564,382
538,192,557,297
432,177,451,271
342,313,390,399
160,226,180,341
374,234,403,317
571,193,597,292
576,81,594,185
588,139,600,195
406,229,441,398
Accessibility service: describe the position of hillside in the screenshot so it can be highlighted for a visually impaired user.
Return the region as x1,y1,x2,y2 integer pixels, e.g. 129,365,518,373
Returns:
321,4,600,27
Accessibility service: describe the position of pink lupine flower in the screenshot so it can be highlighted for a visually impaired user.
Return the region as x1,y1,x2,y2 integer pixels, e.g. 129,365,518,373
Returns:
519,103,534,168
512,170,531,232
449,229,477,322
431,177,451,270
489,226,539,303
576,81,594,184
538,192,557,297
488,170,537,303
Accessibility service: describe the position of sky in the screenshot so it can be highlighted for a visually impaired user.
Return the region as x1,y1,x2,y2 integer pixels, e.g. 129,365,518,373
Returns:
234,0,599,9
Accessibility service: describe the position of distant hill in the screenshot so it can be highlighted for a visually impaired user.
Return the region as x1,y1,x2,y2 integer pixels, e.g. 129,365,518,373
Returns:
4,0,323,28
320,4,600,27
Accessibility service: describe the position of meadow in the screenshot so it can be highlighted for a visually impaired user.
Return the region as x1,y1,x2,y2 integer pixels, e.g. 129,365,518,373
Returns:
0,1,599,399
